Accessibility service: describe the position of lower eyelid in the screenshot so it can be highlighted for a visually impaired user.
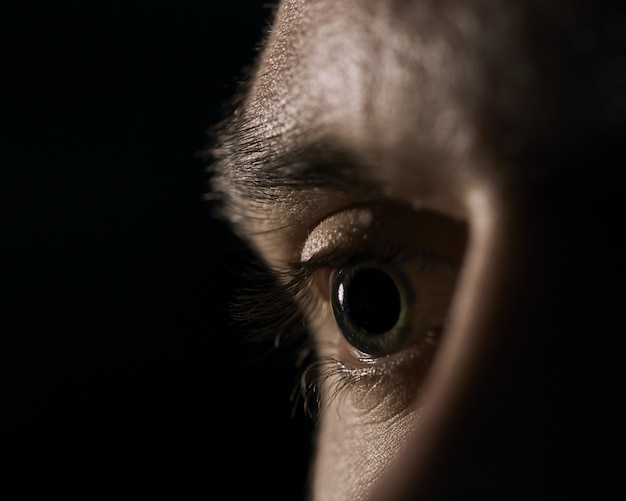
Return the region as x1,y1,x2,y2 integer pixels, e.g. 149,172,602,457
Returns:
303,256,450,415
310,341,437,421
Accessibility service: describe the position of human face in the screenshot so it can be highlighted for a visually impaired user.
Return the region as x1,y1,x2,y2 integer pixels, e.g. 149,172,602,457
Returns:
210,1,623,500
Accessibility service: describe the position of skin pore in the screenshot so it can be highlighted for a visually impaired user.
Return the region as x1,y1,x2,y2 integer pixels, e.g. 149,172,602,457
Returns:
210,1,624,500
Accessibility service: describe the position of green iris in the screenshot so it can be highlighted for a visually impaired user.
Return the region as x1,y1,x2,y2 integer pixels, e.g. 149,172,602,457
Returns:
331,263,410,358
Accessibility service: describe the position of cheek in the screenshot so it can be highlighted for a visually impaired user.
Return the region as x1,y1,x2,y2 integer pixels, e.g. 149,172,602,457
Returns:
307,291,434,500
311,388,422,501
311,305,436,417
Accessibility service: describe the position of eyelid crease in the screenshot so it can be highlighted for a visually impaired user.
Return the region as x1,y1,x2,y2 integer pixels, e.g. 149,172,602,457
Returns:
292,239,446,280
299,203,468,267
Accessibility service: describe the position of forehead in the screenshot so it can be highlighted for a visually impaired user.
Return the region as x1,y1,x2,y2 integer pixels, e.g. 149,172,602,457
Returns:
214,0,621,240
245,0,563,201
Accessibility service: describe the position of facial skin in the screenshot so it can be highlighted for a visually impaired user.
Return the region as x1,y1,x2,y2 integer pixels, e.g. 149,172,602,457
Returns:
210,1,624,500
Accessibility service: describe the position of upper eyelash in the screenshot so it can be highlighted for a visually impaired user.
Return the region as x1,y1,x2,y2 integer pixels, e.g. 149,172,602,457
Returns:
229,257,315,351
232,241,427,344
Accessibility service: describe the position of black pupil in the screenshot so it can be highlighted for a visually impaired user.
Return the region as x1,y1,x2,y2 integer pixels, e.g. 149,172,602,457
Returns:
342,267,401,334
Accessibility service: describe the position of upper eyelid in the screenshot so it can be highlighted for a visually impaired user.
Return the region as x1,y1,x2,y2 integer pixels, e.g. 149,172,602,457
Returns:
295,202,468,271
291,241,442,274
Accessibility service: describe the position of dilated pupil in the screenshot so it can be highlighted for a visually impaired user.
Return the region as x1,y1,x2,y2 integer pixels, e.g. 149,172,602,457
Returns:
341,267,401,334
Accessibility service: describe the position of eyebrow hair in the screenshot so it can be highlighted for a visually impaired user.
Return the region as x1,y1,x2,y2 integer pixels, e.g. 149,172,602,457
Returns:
206,104,380,225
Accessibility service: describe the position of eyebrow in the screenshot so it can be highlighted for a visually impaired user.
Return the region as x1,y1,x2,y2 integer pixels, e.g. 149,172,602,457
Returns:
208,109,381,215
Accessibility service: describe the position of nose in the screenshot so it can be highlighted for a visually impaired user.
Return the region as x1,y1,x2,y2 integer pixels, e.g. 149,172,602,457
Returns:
367,184,590,500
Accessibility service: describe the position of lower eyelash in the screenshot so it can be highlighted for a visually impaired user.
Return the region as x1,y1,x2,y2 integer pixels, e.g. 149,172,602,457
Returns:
294,356,389,419
295,346,435,422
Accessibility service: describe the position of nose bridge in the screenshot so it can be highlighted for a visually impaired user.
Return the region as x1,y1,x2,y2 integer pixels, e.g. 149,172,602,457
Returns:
370,190,550,500
432,193,545,464
436,188,545,406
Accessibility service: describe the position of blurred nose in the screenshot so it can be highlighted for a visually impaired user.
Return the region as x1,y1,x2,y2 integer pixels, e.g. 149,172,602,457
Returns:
368,183,595,500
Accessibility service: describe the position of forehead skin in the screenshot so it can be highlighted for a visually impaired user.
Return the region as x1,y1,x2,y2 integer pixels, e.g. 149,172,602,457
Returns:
249,0,484,218
241,0,602,220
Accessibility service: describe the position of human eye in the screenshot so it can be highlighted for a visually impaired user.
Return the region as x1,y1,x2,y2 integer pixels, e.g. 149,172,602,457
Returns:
328,255,450,360
258,201,468,417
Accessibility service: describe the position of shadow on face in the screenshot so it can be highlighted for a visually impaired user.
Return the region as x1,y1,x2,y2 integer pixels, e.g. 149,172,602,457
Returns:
210,0,626,499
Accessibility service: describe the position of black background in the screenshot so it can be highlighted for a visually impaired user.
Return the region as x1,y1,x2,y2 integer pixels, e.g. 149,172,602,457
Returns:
2,1,313,499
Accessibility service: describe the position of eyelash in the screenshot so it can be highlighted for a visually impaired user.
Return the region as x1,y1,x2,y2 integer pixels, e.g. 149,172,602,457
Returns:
232,241,441,418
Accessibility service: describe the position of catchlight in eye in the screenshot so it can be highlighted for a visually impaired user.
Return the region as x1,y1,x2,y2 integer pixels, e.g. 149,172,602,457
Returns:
331,262,413,359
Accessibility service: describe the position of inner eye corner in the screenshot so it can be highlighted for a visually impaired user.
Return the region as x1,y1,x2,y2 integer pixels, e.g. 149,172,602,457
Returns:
310,267,333,301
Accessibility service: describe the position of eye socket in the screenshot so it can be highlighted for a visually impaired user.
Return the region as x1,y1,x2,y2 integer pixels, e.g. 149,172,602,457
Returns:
331,262,415,358
301,203,466,364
